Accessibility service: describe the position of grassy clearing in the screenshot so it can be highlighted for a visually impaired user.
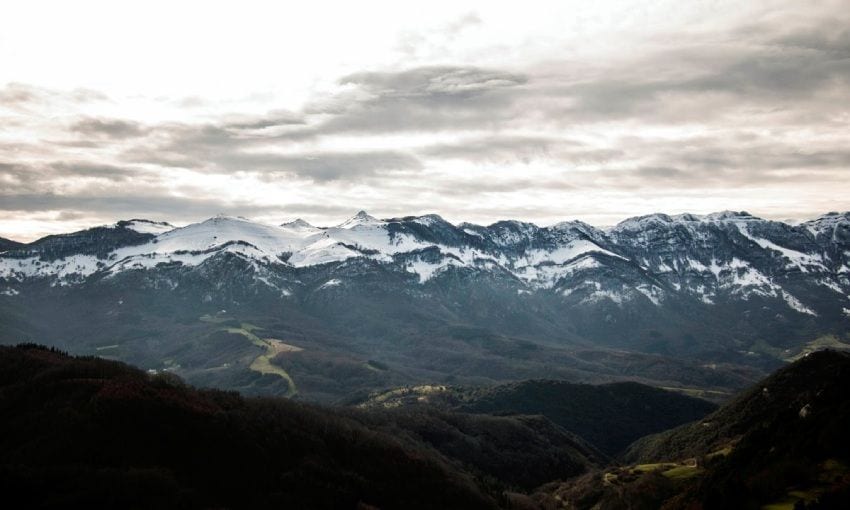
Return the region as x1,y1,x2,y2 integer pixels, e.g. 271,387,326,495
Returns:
220,324,300,397
631,463,679,473
248,339,299,397
363,385,450,408
606,452,717,485
786,334,850,362
660,386,732,400
662,465,703,480
222,326,261,343
199,313,229,324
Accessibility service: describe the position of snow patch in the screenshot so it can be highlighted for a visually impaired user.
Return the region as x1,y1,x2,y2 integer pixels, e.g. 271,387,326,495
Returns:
582,289,625,305
0,254,104,281
122,219,174,235
319,279,341,289
635,284,663,306
288,239,360,267
406,258,461,283
515,255,603,288
781,291,817,316
817,279,844,294
736,224,826,272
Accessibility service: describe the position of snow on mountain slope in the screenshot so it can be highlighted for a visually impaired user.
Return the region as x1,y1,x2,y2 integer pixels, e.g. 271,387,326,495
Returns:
509,242,624,289
802,211,850,238
337,210,383,229
287,237,361,267
515,254,604,288
141,216,309,255
735,222,827,273
280,219,320,233
0,253,104,284
1,211,848,319
405,256,465,283
120,219,175,235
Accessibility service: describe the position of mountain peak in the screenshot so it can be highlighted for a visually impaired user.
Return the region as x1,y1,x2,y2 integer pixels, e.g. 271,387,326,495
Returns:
338,210,381,229
280,218,317,231
206,214,251,223
612,213,675,232
550,219,597,231
703,210,758,221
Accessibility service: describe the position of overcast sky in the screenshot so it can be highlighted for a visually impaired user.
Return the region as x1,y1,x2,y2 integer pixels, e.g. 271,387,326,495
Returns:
1,0,849,240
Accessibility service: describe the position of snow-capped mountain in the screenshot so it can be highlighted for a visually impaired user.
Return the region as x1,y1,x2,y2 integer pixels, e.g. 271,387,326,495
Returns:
2,211,848,308
1,210,848,372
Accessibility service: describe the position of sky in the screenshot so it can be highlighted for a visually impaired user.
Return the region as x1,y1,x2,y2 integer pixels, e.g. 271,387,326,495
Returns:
1,0,849,241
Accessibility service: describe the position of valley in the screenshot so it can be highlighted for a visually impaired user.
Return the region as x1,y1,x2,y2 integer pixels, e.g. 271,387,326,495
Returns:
1,344,848,509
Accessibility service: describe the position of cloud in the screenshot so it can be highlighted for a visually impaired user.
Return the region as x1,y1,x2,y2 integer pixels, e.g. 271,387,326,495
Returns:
307,66,528,134
418,135,622,165
119,120,421,181
0,160,138,188
1,3,849,239
0,83,39,107
444,12,482,36
0,192,282,219
0,83,107,111
222,110,305,130
70,118,148,139
246,151,422,182
533,23,850,125
419,135,564,163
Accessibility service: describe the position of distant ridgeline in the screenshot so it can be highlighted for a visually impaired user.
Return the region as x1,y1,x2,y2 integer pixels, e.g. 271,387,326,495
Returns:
1,211,849,402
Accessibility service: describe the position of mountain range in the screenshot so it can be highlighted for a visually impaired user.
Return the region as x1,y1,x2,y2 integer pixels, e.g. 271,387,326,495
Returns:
1,210,849,401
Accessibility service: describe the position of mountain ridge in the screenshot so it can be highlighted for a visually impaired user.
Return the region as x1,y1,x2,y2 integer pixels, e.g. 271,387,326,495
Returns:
537,349,850,509
1,209,848,401
2,209,847,317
